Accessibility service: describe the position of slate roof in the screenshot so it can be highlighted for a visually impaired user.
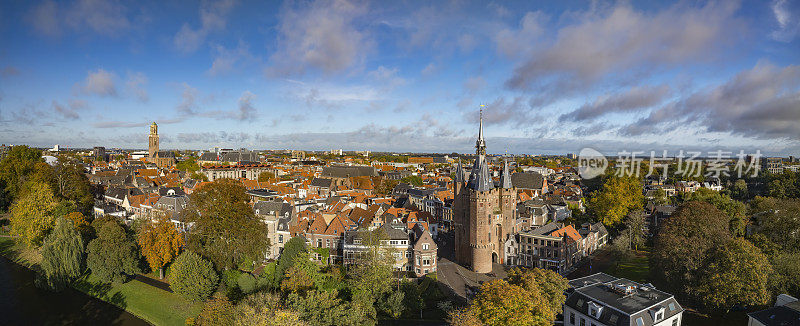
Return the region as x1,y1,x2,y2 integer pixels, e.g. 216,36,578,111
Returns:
565,273,683,326
747,304,800,326
310,178,333,188
511,172,545,189
321,166,377,178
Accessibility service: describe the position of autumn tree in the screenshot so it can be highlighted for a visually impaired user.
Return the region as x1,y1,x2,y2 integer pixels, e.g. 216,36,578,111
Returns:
64,211,92,240
651,201,731,302
138,216,184,278
184,179,269,270
447,308,481,326
195,294,235,326
273,236,307,286
470,280,543,326
696,238,772,313
39,217,84,291
587,175,643,227
280,251,319,294
9,181,58,247
86,221,140,283
169,251,219,302
235,292,306,326
506,268,569,324
0,145,44,210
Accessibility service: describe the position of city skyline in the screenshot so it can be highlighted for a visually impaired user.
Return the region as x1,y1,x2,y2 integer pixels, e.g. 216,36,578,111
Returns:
1,0,799,155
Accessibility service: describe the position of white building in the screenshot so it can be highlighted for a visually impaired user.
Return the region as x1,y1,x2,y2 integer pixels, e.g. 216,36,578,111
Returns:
564,273,683,326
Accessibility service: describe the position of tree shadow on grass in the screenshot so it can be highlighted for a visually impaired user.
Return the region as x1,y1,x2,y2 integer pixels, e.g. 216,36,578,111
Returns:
73,276,128,310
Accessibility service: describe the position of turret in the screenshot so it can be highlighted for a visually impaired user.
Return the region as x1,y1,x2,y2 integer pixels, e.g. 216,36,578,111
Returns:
500,158,513,189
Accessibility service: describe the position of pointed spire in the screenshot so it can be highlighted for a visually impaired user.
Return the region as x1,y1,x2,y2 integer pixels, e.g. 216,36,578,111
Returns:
476,105,486,156
500,158,513,189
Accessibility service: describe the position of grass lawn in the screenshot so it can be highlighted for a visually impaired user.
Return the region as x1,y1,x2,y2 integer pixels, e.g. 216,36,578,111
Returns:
73,274,203,326
1,236,202,326
604,250,650,284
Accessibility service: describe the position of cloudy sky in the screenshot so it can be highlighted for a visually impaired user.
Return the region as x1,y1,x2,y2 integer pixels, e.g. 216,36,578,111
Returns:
1,0,799,155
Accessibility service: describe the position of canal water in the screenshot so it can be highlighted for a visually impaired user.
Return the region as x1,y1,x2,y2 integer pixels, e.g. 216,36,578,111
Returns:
0,257,149,326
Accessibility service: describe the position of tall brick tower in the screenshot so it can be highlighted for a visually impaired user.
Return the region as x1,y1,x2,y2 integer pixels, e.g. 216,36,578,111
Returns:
453,109,517,273
148,122,159,162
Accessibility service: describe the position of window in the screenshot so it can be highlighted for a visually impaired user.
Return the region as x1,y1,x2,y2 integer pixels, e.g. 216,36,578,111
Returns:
635,317,644,326
569,312,575,325
672,319,678,326
580,318,585,326
278,235,284,243
422,243,429,250
317,239,322,248
668,303,676,311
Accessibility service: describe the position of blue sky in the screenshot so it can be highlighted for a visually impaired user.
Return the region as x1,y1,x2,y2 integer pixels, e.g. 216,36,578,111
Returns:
0,0,799,155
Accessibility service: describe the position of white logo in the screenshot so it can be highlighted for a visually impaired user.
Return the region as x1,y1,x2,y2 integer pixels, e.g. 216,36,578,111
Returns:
578,148,608,179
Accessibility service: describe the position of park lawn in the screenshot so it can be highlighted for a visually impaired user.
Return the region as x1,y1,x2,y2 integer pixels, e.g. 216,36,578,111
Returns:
1,236,202,326
606,250,650,284
73,273,203,326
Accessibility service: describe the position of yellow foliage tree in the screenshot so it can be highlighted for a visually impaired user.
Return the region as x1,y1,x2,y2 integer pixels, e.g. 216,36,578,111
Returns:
588,175,644,227
471,280,545,326
64,211,92,239
9,181,58,247
138,215,184,279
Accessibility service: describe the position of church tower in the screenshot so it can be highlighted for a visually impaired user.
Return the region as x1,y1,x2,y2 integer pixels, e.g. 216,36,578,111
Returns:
453,108,517,273
148,122,159,161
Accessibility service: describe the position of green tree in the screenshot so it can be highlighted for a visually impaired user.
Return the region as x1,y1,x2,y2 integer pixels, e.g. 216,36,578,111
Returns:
348,228,394,314
52,160,93,215
185,179,270,270
281,251,320,293
39,217,84,291
587,175,643,227
288,290,362,326
86,221,140,283
696,238,772,313
382,290,405,319
400,175,423,186
275,237,308,285
138,216,184,279
687,188,748,236
730,179,749,200
750,197,800,251
651,201,731,303
169,251,220,302
447,308,481,326
176,157,201,172
9,181,58,247
0,145,44,210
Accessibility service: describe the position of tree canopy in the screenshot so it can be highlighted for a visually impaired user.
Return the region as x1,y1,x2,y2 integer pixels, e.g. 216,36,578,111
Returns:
39,217,84,291
587,175,643,227
86,221,140,283
138,216,184,278
0,145,44,210
9,181,58,247
651,201,732,304
169,251,220,302
185,179,270,270
686,188,748,236
696,238,772,313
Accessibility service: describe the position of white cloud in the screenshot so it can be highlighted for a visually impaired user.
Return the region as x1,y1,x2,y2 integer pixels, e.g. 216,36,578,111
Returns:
268,0,370,76
174,0,237,53
771,0,800,42
207,41,254,76
494,11,545,57
506,2,743,107
78,69,117,96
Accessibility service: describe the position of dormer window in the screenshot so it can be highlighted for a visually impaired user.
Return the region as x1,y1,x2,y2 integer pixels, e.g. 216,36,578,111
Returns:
587,301,603,318
650,307,665,322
